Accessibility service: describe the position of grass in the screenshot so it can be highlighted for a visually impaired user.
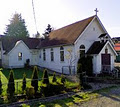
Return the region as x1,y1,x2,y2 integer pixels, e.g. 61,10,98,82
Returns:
29,92,99,107
2,68,43,79
0,67,44,96
92,85,118,93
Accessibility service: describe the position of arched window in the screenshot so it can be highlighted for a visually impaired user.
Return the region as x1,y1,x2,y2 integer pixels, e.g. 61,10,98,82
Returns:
50,48,54,61
60,46,64,61
80,45,85,58
18,52,22,60
105,48,108,54
43,49,46,61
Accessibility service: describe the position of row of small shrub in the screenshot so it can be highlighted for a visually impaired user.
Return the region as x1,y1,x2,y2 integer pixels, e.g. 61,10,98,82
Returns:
0,66,66,100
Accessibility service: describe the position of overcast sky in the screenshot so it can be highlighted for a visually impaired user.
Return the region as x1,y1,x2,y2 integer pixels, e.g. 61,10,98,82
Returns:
0,0,120,37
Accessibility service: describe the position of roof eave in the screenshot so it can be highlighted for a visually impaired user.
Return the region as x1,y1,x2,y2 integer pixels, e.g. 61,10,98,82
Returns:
39,43,74,49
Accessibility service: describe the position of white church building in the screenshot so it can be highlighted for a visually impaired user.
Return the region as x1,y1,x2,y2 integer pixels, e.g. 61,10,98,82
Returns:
0,15,117,75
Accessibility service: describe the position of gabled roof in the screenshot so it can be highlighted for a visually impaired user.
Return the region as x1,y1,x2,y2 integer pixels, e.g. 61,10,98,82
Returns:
38,15,95,48
1,36,40,54
86,41,106,54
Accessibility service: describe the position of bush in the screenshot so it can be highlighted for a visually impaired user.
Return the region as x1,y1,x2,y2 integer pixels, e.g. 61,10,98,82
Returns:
22,73,26,92
24,59,30,68
40,84,65,97
77,63,83,88
83,83,92,90
31,66,38,93
61,74,66,85
26,86,35,99
42,69,49,84
0,75,2,95
78,56,93,76
7,70,15,98
52,72,57,83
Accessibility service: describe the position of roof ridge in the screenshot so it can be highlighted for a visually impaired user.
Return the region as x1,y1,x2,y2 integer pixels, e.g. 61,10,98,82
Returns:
51,15,95,32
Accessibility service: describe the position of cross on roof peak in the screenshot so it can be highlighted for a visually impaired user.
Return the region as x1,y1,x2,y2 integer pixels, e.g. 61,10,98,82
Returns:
94,8,99,15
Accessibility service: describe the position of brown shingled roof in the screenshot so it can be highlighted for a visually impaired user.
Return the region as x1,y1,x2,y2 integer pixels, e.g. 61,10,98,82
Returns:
2,36,40,54
39,15,95,48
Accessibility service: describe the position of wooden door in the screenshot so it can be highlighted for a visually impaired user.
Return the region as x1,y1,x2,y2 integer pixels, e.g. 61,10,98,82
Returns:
101,54,111,72
101,54,111,65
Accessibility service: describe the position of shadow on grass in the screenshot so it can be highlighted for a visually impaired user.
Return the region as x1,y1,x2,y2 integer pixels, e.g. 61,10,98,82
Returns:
92,85,120,103
30,92,91,107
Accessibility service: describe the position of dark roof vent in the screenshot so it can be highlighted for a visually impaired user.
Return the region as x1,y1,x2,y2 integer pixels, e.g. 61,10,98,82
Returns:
99,33,107,38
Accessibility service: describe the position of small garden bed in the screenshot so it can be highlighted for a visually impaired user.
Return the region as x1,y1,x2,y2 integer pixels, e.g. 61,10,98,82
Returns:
0,67,80,105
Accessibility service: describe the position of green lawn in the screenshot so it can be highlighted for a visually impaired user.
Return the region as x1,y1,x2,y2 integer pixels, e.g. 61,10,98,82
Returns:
2,68,43,79
1,67,44,95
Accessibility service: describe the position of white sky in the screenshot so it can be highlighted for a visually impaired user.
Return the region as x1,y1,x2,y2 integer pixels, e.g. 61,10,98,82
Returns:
0,0,120,37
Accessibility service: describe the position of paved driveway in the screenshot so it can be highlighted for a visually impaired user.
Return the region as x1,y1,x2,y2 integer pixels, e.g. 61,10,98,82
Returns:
79,87,120,107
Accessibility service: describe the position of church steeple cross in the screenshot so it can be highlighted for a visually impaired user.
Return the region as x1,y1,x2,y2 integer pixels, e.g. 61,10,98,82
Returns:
94,8,99,15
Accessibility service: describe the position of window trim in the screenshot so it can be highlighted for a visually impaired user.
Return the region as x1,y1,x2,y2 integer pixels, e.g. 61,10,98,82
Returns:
50,48,54,61
43,49,46,61
80,45,85,58
18,52,22,61
60,46,64,62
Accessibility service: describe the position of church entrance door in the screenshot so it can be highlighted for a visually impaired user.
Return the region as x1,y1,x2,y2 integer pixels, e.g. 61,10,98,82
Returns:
101,54,111,72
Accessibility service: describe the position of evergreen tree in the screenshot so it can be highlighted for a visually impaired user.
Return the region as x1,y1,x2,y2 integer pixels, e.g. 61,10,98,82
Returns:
43,24,53,38
77,63,83,89
61,74,65,85
31,66,38,93
0,75,2,95
42,69,49,84
22,73,26,92
52,72,57,83
7,70,15,97
4,13,29,37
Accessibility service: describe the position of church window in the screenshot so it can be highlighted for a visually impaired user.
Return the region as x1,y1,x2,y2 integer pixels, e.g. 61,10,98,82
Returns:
43,49,46,61
18,52,22,60
80,45,85,58
39,50,41,58
105,48,108,54
60,46,64,61
50,48,54,61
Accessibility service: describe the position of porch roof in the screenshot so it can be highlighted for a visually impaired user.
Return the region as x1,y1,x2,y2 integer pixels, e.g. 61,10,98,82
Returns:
86,41,106,54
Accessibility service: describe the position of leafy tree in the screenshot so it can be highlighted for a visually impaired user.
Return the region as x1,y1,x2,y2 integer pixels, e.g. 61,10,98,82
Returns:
22,73,26,92
31,66,38,93
0,74,2,95
42,69,49,84
4,13,29,37
7,70,15,97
